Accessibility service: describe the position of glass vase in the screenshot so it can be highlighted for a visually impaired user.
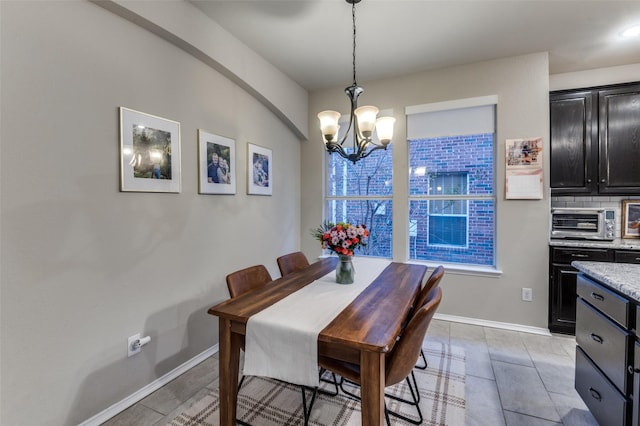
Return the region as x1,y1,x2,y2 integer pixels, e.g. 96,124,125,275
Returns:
336,254,355,284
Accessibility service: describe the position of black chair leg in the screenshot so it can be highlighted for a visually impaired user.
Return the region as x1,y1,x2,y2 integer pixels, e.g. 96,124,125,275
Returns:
236,377,318,426
301,386,318,426
384,373,423,425
338,377,363,401
318,368,340,396
236,375,250,425
384,405,392,426
385,372,421,406
414,348,428,370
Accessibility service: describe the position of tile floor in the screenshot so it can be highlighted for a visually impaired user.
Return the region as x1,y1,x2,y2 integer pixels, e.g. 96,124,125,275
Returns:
102,319,599,425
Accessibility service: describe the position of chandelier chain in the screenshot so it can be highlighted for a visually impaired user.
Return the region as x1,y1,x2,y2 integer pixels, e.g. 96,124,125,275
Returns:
352,1,357,86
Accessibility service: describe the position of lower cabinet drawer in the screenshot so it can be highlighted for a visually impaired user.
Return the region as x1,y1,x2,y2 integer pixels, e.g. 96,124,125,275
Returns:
577,274,630,328
576,347,628,426
614,250,640,264
576,297,631,394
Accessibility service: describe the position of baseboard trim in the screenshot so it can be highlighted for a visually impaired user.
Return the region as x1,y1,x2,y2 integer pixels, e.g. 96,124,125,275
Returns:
434,313,552,336
78,344,219,426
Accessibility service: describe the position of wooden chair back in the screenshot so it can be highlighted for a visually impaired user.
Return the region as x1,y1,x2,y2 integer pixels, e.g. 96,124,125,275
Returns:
385,287,442,386
226,265,272,298
277,251,310,277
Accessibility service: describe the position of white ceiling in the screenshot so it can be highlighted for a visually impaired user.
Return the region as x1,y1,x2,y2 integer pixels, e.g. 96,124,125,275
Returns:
190,0,640,91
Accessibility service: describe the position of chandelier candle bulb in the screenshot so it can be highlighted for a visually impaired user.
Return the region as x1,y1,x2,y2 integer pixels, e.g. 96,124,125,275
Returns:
375,116,395,144
318,110,341,142
354,105,379,138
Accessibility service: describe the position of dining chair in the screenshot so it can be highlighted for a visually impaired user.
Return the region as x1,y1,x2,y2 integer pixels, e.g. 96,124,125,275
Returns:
225,264,273,392
413,265,444,370
225,264,325,426
226,264,272,298
314,287,443,425
276,251,310,277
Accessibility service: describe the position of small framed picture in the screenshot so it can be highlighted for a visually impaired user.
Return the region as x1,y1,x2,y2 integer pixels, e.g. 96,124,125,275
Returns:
622,200,640,238
119,107,181,193
247,143,272,196
198,130,236,195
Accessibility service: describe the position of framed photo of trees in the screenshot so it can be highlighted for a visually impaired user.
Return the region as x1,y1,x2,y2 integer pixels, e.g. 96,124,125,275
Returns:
119,107,181,193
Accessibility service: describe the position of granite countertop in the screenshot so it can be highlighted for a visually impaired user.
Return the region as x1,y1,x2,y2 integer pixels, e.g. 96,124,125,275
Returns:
572,261,640,302
550,238,640,250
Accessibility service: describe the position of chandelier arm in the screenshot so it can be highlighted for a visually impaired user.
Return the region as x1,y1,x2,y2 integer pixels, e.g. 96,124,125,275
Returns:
325,142,350,160
357,143,388,160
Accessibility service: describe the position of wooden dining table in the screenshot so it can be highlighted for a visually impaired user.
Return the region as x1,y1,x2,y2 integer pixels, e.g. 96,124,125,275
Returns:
207,257,428,425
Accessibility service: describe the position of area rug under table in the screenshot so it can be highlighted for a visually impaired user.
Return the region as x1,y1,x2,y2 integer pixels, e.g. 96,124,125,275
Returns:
168,341,465,426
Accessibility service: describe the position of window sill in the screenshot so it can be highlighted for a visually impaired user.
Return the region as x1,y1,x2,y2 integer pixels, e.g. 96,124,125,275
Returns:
406,260,503,277
318,254,503,277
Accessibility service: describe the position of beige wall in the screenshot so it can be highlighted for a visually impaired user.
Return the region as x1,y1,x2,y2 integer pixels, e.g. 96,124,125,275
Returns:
550,63,640,91
303,52,552,328
0,1,302,425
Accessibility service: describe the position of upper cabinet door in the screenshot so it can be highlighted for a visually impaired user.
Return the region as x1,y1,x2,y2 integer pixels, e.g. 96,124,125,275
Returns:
550,91,596,194
599,84,640,195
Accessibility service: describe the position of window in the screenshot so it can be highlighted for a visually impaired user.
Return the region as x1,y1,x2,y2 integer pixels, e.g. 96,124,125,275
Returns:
407,99,496,266
325,126,393,258
428,172,468,247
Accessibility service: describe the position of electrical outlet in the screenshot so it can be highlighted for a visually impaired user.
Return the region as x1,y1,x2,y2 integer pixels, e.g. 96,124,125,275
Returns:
522,288,533,302
128,333,141,357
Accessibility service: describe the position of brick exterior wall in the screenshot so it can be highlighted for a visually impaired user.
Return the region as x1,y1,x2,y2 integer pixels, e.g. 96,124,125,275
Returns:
325,133,494,265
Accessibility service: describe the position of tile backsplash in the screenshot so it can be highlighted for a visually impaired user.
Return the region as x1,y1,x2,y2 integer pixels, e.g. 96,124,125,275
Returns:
551,196,638,239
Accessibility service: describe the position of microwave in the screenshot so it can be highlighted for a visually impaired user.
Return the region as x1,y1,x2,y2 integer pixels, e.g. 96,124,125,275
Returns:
550,208,616,241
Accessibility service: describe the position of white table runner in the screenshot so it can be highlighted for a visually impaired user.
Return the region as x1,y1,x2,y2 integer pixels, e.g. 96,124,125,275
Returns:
243,257,391,387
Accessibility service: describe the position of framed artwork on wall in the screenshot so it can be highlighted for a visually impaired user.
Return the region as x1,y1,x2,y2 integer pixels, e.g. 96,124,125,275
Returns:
247,143,272,196
198,130,236,195
119,107,181,193
622,200,640,238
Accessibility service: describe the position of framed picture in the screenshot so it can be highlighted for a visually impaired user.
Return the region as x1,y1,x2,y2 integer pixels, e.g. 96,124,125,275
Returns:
198,130,236,195
247,143,272,196
622,200,640,238
119,107,181,193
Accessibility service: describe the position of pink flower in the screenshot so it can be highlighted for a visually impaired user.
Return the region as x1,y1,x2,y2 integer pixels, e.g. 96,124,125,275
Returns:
314,222,369,256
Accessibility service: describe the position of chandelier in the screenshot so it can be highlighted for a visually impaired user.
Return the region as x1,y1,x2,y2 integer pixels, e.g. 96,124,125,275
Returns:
317,0,395,164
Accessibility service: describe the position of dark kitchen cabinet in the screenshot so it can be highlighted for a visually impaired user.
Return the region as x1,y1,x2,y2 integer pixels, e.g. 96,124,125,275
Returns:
615,251,640,264
549,247,612,334
550,82,640,195
550,90,596,194
549,246,640,335
575,273,634,426
598,85,640,194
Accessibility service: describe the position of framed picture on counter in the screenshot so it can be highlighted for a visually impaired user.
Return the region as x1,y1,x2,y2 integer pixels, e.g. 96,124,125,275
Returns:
622,200,640,238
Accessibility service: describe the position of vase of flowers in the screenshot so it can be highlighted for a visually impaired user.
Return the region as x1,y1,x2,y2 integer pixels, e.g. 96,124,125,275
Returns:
312,222,369,284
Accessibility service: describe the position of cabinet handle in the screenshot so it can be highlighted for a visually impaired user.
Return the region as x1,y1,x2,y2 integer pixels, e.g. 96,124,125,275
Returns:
589,387,602,401
627,365,640,375
590,333,604,344
601,178,606,183
587,179,592,183
571,254,589,258
590,292,604,301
